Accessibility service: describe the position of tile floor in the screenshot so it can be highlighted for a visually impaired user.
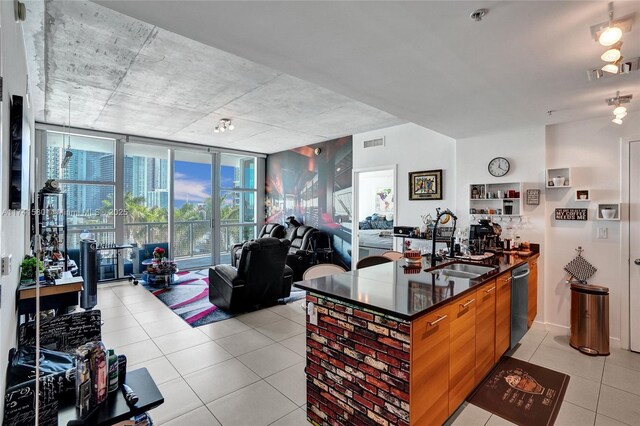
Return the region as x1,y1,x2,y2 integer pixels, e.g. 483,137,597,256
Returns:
97,280,640,426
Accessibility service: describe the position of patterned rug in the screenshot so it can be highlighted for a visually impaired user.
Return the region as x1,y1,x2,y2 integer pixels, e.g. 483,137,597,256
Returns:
141,269,306,327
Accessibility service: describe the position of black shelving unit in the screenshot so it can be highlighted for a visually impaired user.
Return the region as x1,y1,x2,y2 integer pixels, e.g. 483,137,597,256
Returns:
38,191,68,271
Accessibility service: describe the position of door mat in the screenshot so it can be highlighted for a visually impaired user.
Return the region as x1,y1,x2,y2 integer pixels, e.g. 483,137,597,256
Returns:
141,269,306,327
468,356,570,426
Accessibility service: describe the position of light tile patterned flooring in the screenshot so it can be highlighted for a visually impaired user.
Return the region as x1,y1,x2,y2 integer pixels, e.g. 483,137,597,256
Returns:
97,281,640,426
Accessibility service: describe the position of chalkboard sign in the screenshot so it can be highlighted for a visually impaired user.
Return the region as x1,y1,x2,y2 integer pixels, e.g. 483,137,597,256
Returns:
555,208,587,221
18,311,102,353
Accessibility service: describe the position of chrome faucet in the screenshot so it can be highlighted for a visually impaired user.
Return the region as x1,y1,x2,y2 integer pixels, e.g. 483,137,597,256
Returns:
431,208,458,265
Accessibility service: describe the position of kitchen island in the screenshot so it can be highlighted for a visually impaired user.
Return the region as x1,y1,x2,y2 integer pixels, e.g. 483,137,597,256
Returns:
294,252,539,426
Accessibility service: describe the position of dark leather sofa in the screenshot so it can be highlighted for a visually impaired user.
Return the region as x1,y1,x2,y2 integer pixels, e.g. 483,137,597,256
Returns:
209,237,293,312
231,223,286,267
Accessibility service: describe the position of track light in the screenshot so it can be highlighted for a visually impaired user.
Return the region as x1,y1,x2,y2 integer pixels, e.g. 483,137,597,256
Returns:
601,46,621,62
606,91,632,125
602,63,619,74
214,118,234,134
598,3,623,46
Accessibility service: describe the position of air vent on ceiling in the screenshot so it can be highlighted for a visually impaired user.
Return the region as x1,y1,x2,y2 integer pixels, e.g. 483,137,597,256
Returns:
363,137,385,149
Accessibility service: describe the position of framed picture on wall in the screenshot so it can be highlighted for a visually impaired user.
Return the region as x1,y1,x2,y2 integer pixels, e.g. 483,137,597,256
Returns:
409,169,442,200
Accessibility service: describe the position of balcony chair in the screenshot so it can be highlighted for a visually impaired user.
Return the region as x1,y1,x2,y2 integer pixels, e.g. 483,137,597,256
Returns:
230,223,286,267
209,237,293,312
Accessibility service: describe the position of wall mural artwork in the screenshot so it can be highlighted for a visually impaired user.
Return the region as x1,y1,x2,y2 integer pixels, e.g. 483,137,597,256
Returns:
266,136,353,269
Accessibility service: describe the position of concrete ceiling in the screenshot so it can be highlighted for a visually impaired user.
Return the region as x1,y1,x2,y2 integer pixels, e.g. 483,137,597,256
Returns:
92,0,640,139
22,1,405,154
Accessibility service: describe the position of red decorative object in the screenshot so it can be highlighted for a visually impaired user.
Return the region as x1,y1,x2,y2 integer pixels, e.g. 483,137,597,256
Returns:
153,247,165,260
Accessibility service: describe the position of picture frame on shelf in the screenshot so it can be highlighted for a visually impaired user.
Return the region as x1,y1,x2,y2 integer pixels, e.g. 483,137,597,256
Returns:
526,189,540,205
409,169,442,200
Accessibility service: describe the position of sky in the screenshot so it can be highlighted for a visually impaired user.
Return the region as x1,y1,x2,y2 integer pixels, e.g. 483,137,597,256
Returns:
174,161,236,207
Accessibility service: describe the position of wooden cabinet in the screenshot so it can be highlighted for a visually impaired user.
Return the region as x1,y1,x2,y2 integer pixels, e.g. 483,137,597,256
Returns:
528,257,538,328
495,272,512,363
475,280,496,385
411,304,450,426
449,295,476,415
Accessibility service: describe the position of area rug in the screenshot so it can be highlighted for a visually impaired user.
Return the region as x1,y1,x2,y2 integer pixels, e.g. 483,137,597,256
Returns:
468,356,570,426
141,269,306,327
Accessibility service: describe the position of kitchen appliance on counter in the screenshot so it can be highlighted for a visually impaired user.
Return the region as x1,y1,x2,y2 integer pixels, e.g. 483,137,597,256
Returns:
469,219,496,253
510,263,530,348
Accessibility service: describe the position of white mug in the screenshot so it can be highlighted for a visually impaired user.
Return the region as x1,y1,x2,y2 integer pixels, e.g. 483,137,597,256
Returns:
497,191,504,199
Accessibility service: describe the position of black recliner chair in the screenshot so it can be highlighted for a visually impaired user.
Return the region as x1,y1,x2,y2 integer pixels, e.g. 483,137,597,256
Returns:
230,223,286,267
285,225,318,281
209,237,293,312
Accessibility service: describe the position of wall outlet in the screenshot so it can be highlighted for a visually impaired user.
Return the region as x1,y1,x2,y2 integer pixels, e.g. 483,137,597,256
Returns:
597,227,608,239
1,255,12,275
307,302,318,325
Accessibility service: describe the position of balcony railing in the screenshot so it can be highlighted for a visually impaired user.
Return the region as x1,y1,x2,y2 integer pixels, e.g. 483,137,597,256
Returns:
68,220,255,260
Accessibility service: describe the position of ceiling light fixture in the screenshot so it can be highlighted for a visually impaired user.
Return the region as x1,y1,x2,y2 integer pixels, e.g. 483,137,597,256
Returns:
470,8,488,22
214,118,234,133
606,91,632,125
601,42,622,62
598,3,623,46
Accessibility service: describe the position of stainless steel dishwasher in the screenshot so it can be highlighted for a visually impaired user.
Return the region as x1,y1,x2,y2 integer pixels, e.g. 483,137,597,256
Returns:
510,263,530,348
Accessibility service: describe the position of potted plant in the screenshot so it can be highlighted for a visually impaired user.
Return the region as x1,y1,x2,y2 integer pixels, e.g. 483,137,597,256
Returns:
19,255,43,284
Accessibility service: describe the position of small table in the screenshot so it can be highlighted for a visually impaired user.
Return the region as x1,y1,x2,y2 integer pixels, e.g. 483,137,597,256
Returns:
59,368,164,426
141,259,179,288
16,280,83,318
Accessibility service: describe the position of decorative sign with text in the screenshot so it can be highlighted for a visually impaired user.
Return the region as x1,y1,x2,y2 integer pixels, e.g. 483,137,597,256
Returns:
555,208,587,221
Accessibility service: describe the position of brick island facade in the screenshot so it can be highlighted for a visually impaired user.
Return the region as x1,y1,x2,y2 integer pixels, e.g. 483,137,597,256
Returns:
305,293,411,426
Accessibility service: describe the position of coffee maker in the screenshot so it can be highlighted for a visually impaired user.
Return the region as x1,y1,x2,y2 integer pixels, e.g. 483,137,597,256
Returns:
469,219,496,253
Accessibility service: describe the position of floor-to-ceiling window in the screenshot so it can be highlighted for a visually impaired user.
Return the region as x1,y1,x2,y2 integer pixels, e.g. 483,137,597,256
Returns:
38,127,262,271
122,143,170,250
219,154,258,264
43,132,116,249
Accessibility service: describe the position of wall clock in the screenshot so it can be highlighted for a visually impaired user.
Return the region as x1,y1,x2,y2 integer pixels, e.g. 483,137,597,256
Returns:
488,157,510,177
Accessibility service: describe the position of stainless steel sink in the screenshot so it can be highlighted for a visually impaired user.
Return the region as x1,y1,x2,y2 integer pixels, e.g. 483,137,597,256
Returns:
429,262,496,279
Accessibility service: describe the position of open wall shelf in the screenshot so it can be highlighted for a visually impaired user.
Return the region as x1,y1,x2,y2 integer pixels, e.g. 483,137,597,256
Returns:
597,203,620,220
469,182,523,216
546,168,571,188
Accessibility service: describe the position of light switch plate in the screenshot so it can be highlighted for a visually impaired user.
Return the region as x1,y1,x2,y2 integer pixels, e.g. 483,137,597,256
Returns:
307,302,318,325
597,227,608,239
1,255,11,275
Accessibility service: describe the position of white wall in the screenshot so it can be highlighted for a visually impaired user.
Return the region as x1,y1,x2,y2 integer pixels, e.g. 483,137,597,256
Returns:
456,126,547,322
545,111,640,342
358,169,394,221
353,123,456,227
0,2,35,412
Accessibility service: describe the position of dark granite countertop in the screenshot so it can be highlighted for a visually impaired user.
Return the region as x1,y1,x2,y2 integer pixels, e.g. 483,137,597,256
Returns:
293,252,539,321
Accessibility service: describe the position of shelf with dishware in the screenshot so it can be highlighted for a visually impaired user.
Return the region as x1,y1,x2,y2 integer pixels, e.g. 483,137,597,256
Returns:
597,203,620,220
575,189,591,202
469,182,523,217
546,167,571,188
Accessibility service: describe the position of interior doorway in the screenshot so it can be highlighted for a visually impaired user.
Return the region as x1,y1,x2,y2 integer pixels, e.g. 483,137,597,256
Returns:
352,166,396,267
630,141,640,352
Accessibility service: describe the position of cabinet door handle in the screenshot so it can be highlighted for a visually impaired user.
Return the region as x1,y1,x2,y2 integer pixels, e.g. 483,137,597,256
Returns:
428,315,447,326
484,286,496,293
460,299,475,308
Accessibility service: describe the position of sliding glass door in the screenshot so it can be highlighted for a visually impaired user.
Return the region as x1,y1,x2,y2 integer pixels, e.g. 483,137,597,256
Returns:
173,150,214,269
